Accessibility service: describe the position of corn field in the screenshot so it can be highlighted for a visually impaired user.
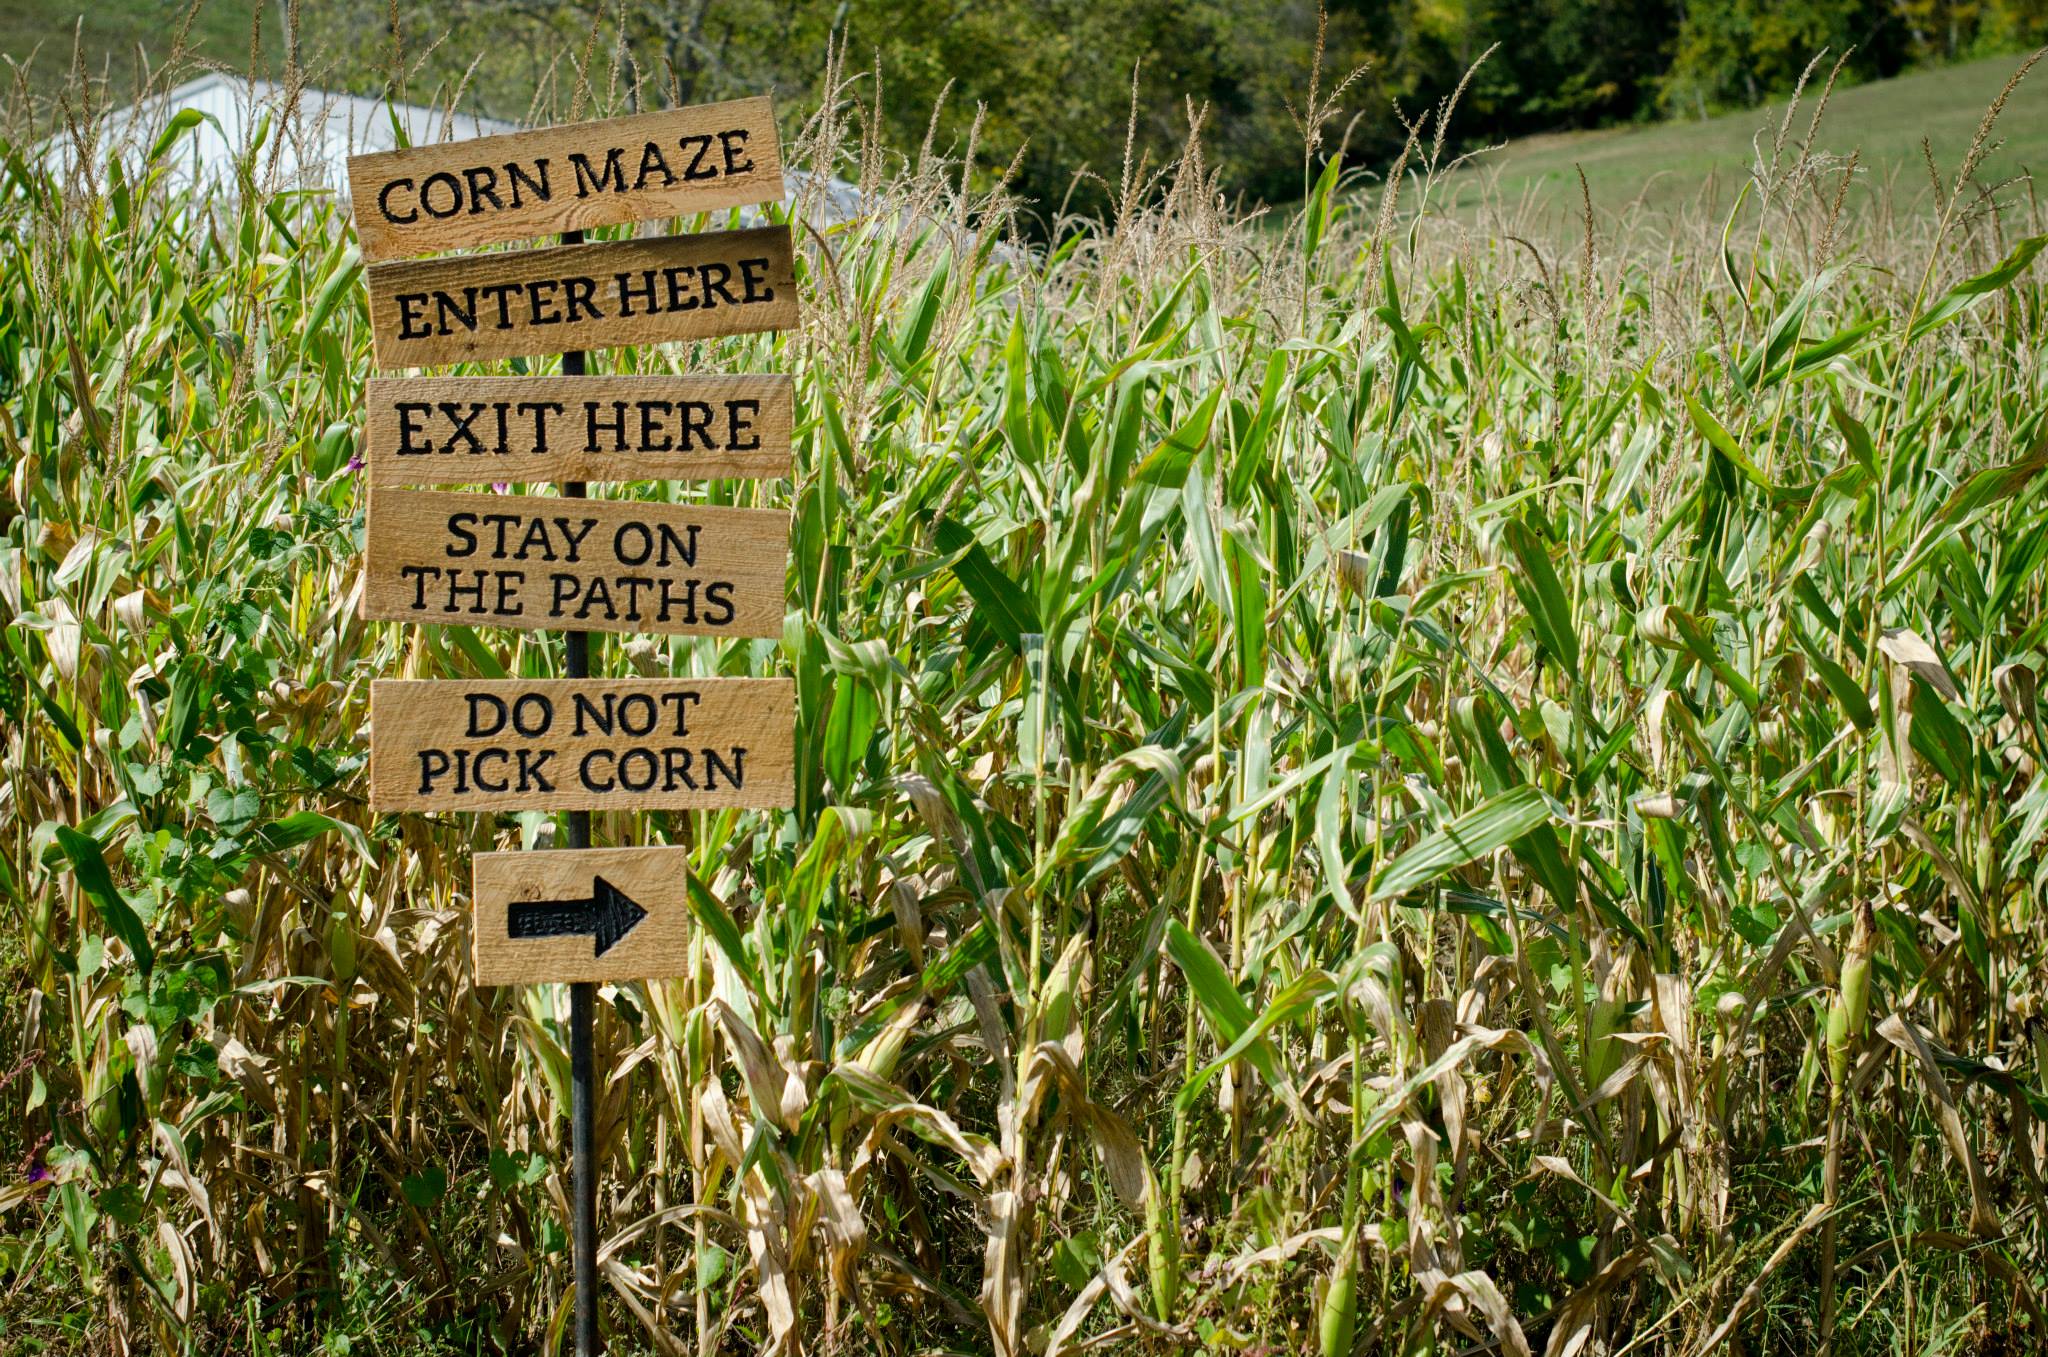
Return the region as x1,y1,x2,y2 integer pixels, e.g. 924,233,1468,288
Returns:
4,48,2048,1357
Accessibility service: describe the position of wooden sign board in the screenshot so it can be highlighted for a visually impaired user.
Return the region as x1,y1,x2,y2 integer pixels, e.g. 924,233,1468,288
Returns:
347,96,785,260
472,846,705,985
364,225,798,369
362,374,792,485
370,677,794,812
362,488,786,637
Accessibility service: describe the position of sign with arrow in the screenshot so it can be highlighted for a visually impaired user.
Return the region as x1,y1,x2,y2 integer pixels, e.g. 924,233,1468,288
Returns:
473,846,699,985
507,875,647,956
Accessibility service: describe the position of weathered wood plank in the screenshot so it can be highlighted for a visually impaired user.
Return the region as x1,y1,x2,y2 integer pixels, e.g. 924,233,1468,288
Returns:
361,488,787,637
362,374,792,485
364,226,797,368
370,677,794,812
472,846,704,985
347,96,784,260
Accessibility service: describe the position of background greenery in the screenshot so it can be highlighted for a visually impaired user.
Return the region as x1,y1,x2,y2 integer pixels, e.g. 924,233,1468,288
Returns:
3,8,2048,1357
1461,47,2048,220
11,0,2048,218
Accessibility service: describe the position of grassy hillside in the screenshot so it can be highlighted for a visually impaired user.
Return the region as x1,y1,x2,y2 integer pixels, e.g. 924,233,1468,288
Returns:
1450,50,2048,229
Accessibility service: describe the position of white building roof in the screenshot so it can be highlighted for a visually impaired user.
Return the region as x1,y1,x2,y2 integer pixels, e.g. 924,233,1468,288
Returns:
57,73,866,229
52,72,518,192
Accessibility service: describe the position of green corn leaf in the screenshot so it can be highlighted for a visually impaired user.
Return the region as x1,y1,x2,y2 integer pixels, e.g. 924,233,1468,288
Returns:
1778,319,1882,382
1908,233,2047,342
896,254,950,369
1303,153,1345,260
922,919,997,993
1719,180,1753,302
686,868,762,999
1793,626,1874,729
1935,439,2048,527
1370,786,1555,903
1104,386,1220,569
1164,919,1291,1098
1001,313,1038,466
55,825,153,978
147,108,210,165
935,517,1039,655
1829,401,1878,476
1739,267,1835,388
1175,969,1335,1114
1501,518,1579,674
1224,524,1268,690
1317,743,1363,916
1684,392,1801,499
254,811,371,861
302,246,361,344
1637,604,1763,711
18,659,84,752
445,623,508,679
1138,263,1198,347
1907,680,1975,787
822,671,879,794
1073,767,1179,886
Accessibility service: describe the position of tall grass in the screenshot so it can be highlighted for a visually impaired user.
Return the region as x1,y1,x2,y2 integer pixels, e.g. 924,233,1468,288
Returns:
3,44,2047,1357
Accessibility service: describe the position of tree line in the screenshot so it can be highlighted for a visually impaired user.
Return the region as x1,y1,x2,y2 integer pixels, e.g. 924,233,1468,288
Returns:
307,0,2048,216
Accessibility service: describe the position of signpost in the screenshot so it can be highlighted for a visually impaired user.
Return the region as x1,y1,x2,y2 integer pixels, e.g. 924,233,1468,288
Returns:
349,94,798,1356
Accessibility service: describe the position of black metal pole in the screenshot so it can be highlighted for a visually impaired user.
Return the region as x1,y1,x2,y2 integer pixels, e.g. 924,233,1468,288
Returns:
558,229,602,1357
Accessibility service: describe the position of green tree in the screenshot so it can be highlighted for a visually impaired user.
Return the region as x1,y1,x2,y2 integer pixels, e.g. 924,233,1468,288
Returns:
1661,0,1897,116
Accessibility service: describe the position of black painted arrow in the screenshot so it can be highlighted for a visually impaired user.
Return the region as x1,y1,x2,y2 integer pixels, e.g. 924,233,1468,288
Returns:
506,876,648,957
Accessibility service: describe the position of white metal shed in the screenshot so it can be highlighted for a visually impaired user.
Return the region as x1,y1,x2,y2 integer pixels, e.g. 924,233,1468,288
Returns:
60,74,866,229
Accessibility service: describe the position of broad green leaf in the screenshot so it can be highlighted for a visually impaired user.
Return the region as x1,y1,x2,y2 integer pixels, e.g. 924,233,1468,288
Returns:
1908,233,2048,341
687,869,762,999
1175,969,1334,1113
1501,518,1579,674
254,811,371,861
55,825,153,978
822,671,879,793
1369,786,1555,903
1636,604,1763,711
147,108,210,164
935,516,1038,654
1163,919,1276,1091
1935,440,2048,527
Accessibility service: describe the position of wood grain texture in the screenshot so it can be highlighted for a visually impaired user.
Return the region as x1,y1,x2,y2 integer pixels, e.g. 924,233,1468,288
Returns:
347,97,784,260
370,677,794,812
362,487,787,637
363,374,792,485
472,846,703,985
365,226,797,369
